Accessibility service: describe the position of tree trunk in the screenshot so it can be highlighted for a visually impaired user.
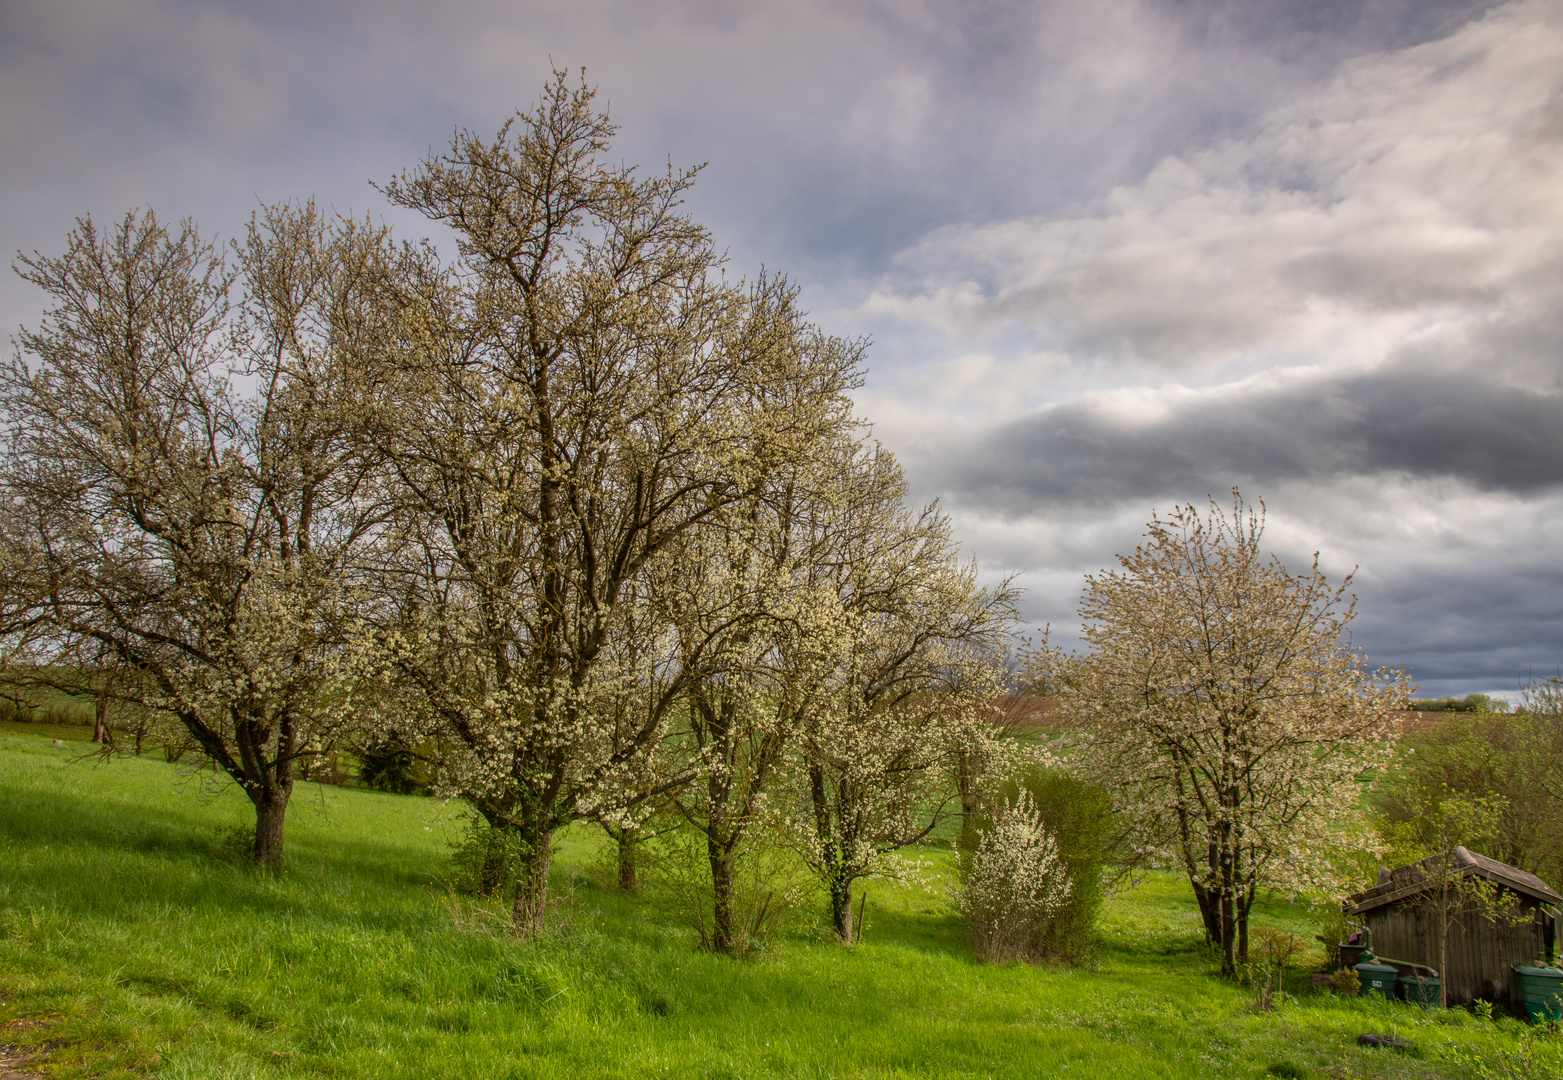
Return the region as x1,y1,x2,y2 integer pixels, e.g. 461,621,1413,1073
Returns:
252,788,290,866
1438,885,1451,1008
1220,890,1237,977
708,836,738,954
237,713,296,867
93,690,113,747
511,827,554,937
1190,879,1222,944
830,875,855,944
809,763,856,944
954,749,981,853
1237,898,1250,967
616,829,639,893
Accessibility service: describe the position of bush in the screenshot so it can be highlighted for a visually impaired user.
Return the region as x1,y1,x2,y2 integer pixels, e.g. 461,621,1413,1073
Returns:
1315,907,1353,969
1330,966,1362,997
351,732,432,794
1243,927,1305,1010
448,811,529,898
959,790,1072,963
964,765,1114,961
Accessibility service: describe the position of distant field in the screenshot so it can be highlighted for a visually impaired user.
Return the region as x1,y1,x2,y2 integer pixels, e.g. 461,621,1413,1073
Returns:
0,725,1554,1079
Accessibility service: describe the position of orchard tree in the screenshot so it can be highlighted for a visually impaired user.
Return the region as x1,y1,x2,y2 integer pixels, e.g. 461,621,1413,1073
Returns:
786,444,1017,943
2,203,398,863
1062,494,1407,976
364,71,862,934
654,442,844,954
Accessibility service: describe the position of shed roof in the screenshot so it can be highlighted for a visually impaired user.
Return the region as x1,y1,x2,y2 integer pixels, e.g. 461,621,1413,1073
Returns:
1345,846,1563,915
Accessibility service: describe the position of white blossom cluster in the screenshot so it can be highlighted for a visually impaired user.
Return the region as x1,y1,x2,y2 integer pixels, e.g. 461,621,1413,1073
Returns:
958,790,1072,963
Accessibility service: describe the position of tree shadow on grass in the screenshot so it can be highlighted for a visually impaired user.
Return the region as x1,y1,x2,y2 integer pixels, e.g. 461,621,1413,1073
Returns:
0,767,448,931
853,900,971,960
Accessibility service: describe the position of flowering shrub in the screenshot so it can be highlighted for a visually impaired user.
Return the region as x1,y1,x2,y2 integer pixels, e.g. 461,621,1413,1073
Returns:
959,791,1072,963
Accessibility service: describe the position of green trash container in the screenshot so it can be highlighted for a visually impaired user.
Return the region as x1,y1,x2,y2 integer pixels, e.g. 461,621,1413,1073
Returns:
1398,974,1442,1007
1513,966,1563,1023
1355,961,1399,1000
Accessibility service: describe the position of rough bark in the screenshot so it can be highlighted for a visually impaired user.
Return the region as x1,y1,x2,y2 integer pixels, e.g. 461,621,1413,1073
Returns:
251,788,290,866
616,830,639,893
707,833,738,954
92,689,113,747
829,876,855,944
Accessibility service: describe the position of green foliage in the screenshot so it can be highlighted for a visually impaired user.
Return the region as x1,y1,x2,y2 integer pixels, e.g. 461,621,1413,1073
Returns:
1241,928,1305,1010
1330,966,1362,997
447,811,532,898
1376,705,1563,882
972,765,1115,962
1314,908,1354,970
350,733,431,795
642,825,811,955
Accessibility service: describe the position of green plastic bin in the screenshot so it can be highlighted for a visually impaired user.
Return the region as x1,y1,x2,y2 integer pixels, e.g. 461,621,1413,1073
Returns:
1398,974,1442,1007
1355,961,1398,1001
1514,966,1563,1023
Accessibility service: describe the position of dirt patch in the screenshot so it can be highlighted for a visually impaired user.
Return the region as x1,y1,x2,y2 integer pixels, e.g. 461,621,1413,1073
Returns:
0,1050,37,1078
0,1017,52,1077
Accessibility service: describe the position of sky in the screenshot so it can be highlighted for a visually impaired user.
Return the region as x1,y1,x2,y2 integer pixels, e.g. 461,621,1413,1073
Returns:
2,0,1559,698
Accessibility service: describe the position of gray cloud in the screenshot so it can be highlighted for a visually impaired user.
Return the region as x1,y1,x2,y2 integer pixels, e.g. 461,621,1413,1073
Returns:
930,365,1563,514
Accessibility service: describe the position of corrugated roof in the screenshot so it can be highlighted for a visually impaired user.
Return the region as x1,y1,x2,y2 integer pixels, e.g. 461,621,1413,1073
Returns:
1345,846,1563,915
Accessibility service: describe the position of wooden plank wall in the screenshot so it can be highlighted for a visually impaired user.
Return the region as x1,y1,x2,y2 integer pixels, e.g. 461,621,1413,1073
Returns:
1364,893,1549,1008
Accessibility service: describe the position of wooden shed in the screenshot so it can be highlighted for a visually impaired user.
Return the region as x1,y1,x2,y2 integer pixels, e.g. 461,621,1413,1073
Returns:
1345,847,1562,1009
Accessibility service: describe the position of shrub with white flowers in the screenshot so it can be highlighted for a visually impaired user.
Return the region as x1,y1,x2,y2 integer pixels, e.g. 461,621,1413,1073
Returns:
958,790,1073,963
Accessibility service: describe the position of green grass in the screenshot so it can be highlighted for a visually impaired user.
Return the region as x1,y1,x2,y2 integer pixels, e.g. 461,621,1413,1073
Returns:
1,729,1557,1079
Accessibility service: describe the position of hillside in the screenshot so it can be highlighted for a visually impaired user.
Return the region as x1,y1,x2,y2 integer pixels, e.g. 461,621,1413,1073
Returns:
0,729,1553,1079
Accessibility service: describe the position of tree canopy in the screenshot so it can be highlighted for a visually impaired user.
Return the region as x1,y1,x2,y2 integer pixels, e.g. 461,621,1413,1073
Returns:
1056,493,1408,975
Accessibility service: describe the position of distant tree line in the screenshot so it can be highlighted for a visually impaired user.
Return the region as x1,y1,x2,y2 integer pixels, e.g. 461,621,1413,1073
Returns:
1409,693,1511,714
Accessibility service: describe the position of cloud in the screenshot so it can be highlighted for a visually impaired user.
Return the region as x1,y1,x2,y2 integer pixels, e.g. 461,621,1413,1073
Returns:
929,363,1563,514
861,0,1563,377
0,0,1544,693
846,1,1563,693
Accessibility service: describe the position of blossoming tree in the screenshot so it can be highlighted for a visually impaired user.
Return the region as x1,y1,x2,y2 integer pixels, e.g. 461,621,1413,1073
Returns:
364,72,861,934
2,203,398,863
1061,494,1407,975
785,444,1016,943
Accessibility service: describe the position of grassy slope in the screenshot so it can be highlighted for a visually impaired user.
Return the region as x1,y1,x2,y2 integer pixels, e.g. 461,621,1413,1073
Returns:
0,731,1554,1080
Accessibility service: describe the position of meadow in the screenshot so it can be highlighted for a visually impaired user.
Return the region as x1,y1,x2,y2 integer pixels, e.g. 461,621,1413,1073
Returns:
0,727,1556,1079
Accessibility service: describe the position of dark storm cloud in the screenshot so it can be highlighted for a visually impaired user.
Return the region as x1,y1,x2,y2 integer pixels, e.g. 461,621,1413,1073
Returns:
1353,552,1563,695
933,365,1563,514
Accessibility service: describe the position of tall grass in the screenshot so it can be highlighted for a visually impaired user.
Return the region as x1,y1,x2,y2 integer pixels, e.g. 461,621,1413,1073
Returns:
0,729,1555,1079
